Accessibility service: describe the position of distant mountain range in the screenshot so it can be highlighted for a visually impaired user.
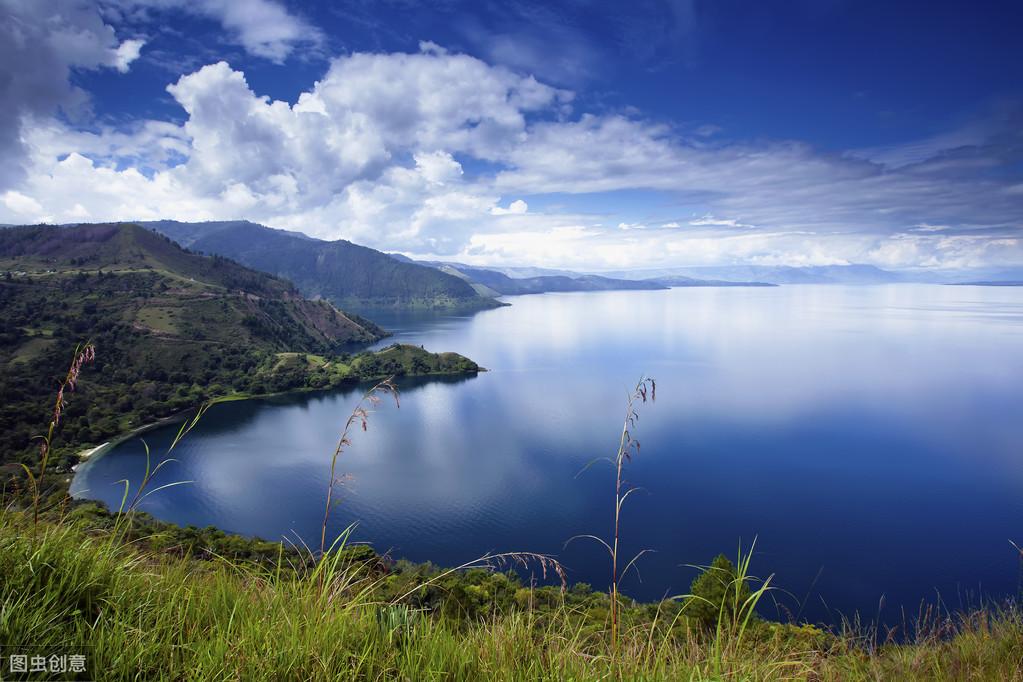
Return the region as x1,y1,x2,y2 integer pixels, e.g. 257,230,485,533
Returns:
600,264,905,284
142,221,501,312
414,262,668,295
9,221,1017,308
398,259,774,294
142,220,772,304
950,281,1023,286
599,264,1023,285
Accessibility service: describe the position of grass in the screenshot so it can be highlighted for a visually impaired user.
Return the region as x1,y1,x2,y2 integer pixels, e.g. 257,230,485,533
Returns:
135,306,180,335
9,336,57,364
1,512,1021,680
320,378,399,556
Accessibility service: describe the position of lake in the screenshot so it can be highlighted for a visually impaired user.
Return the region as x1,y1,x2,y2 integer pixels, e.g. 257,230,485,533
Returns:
72,285,1023,627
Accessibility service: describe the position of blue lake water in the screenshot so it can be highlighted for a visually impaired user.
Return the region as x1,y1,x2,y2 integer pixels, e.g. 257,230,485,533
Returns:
72,285,1023,626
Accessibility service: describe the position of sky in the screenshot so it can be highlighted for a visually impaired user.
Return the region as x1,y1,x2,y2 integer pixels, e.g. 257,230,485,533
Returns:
1,0,1021,271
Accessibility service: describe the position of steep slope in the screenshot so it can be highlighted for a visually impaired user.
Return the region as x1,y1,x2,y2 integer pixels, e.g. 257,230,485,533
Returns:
145,221,501,311
0,223,384,349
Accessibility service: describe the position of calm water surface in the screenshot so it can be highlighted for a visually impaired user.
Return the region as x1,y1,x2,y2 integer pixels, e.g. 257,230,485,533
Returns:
73,285,1023,625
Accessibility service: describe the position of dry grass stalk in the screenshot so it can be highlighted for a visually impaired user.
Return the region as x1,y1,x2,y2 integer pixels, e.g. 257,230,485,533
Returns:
25,342,95,524
569,376,656,653
319,378,400,557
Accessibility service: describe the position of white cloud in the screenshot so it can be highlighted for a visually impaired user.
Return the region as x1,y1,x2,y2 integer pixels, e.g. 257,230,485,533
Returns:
190,0,321,62
490,199,528,215
415,151,463,185
695,124,722,137
112,38,145,72
689,215,754,228
0,0,145,187
0,36,1020,271
911,223,950,233
2,190,43,216
113,0,321,62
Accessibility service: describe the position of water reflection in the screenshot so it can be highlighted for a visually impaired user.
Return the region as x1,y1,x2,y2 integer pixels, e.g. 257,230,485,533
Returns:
73,285,1023,626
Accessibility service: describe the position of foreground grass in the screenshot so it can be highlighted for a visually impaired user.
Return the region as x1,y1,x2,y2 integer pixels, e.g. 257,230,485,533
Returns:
2,512,1020,681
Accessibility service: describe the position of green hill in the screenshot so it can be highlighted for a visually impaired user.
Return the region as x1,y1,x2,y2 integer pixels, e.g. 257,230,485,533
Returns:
143,220,503,311
0,223,385,348
0,223,480,470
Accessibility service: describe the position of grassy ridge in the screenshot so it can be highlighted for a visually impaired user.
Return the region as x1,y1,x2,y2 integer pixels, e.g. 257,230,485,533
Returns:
1,511,1020,680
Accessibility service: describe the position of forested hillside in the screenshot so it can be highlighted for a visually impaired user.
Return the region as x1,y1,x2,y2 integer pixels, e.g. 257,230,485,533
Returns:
0,224,479,472
145,220,502,310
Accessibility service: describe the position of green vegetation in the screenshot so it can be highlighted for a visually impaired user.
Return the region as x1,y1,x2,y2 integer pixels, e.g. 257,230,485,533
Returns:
0,224,481,477
1,226,1020,679
2,509,1020,680
143,220,504,310
687,553,754,631
0,337,478,473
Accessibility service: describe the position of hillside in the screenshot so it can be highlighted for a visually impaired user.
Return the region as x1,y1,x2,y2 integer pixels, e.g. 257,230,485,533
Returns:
144,220,503,311
0,223,384,348
0,224,480,470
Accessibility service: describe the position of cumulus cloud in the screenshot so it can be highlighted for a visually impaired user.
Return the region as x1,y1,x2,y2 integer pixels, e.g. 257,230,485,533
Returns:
0,47,572,253
414,152,463,185
0,32,1020,270
0,0,145,188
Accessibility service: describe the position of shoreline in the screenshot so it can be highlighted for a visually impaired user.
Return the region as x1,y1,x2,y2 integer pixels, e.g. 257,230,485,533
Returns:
73,442,110,465
69,367,485,475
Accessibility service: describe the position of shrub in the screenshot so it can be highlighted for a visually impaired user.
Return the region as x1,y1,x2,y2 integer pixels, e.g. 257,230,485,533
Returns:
688,553,752,630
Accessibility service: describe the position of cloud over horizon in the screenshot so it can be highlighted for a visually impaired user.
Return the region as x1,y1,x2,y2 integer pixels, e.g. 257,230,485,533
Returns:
0,1,1020,271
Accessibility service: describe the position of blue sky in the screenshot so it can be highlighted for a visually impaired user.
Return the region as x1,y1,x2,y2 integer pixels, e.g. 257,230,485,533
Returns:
1,0,1021,270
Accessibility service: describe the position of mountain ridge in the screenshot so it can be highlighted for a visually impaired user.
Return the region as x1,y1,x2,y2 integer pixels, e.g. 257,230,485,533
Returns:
0,222,384,349
142,220,502,311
